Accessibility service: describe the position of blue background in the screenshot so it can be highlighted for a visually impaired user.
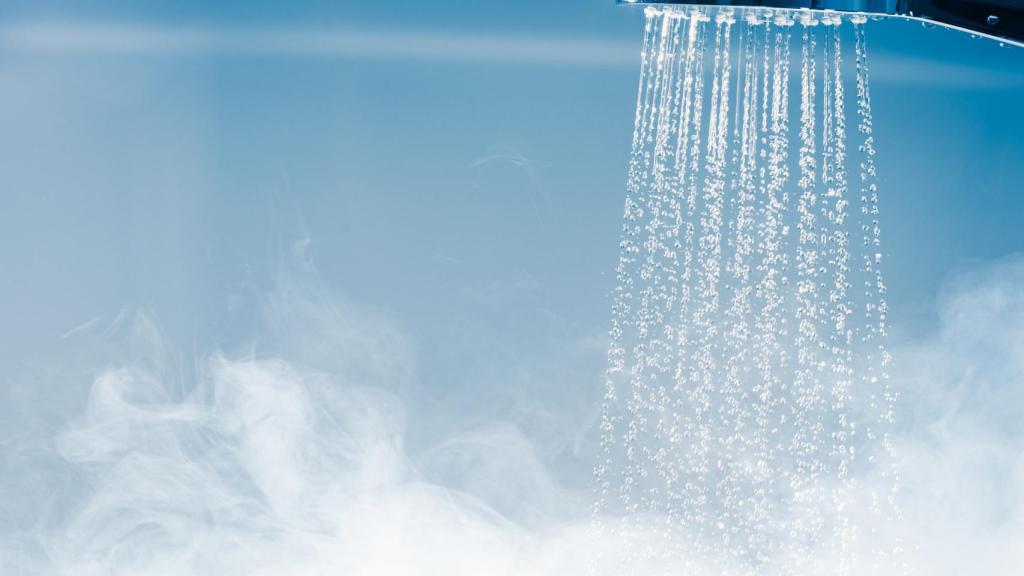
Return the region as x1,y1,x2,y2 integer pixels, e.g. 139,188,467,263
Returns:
0,0,1022,492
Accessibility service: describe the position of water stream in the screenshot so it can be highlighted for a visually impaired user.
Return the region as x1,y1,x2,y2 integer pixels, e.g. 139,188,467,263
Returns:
596,7,902,574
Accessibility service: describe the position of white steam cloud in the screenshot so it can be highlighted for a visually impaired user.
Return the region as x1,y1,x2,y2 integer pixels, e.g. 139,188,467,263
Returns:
2,246,1023,574
887,257,1024,574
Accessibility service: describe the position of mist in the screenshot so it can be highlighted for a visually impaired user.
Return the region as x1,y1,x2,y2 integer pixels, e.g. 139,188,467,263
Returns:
0,242,1019,574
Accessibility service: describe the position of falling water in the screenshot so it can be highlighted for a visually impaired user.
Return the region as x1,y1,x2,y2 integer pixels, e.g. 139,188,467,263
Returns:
597,7,902,575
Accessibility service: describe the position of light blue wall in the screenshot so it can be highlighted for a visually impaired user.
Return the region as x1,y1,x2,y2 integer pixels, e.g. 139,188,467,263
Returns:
0,0,1022,491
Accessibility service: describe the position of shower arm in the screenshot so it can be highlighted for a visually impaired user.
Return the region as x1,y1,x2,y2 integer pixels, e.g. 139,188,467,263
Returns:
618,0,1024,48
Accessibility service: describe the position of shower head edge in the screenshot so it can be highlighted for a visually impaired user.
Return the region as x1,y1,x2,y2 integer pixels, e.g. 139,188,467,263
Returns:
617,0,1024,48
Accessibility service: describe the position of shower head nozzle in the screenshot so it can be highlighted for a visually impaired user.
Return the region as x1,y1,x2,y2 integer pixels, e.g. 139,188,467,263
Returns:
617,0,1024,48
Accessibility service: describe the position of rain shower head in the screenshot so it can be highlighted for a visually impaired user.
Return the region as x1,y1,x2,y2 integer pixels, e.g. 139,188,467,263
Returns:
618,0,1024,47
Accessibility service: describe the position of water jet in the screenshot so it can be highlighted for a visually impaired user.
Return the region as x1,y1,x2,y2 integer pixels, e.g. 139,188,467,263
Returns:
595,2,918,573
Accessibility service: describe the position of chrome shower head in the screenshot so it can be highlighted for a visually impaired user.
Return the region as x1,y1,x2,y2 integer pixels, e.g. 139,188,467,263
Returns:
618,0,1024,47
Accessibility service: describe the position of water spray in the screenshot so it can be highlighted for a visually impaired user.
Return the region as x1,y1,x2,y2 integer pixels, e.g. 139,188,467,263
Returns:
595,1,916,573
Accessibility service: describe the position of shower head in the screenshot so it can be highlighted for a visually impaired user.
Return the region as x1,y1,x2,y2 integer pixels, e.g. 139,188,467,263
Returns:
618,0,1024,47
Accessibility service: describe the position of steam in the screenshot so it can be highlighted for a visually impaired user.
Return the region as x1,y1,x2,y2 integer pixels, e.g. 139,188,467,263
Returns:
2,247,1023,574
887,257,1024,574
